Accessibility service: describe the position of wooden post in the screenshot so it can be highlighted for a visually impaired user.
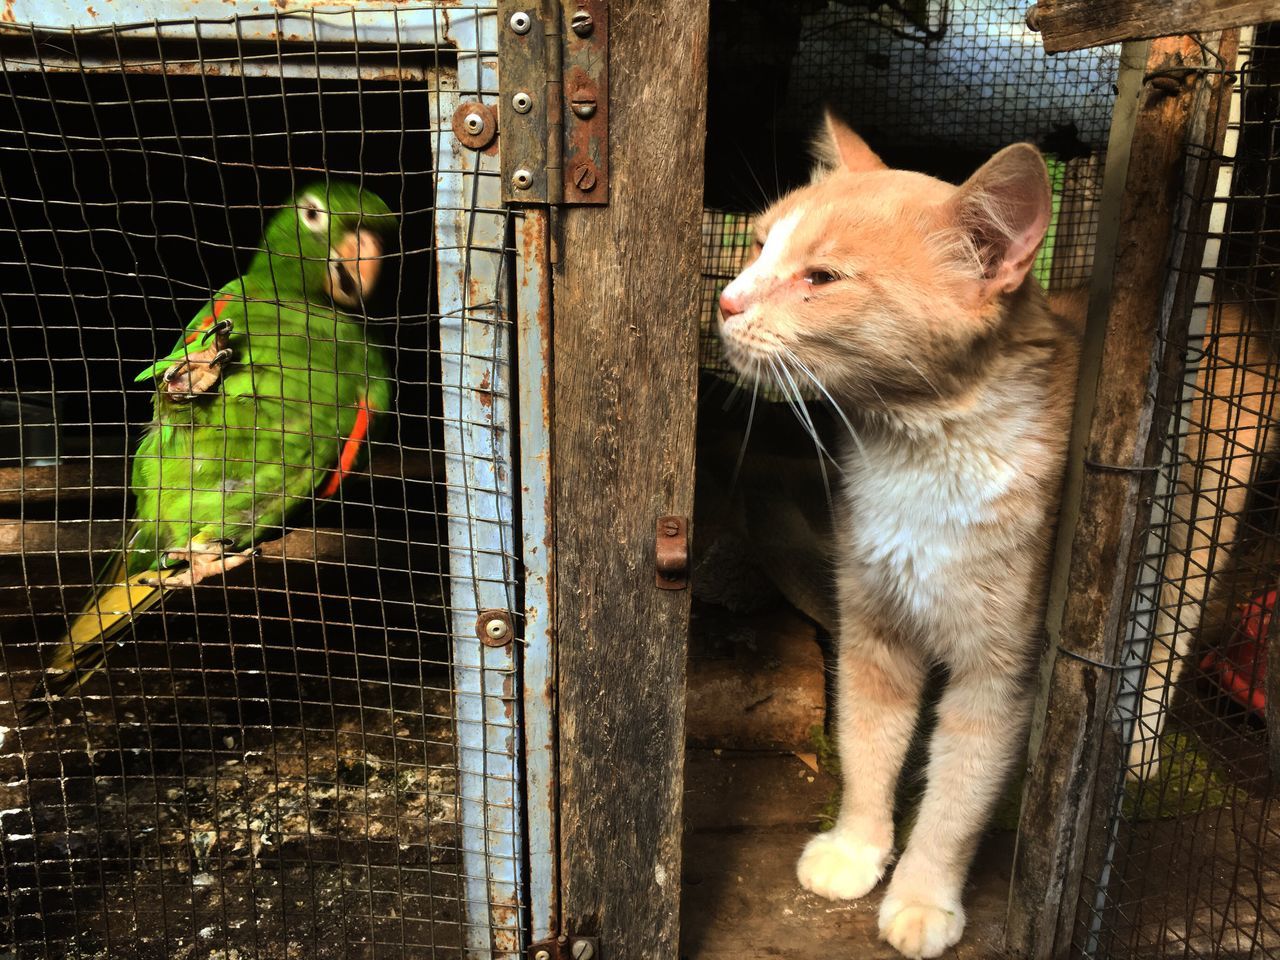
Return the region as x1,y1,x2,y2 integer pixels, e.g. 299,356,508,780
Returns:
1007,33,1239,959
552,2,709,959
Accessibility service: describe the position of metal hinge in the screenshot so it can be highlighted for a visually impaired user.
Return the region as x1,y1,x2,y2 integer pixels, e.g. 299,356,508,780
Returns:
497,0,608,205
528,934,599,960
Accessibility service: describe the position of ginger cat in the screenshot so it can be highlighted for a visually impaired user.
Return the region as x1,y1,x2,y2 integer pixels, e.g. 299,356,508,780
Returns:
717,114,1078,958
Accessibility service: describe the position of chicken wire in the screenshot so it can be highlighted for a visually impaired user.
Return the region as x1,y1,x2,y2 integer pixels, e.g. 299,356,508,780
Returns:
0,6,525,959
699,0,1119,395
1074,27,1280,960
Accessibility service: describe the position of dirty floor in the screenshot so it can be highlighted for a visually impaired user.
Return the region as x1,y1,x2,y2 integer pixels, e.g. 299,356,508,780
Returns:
681,601,1014,960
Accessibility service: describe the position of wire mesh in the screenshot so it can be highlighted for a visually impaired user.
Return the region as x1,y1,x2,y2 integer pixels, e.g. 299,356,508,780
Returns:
0,7,521,958
1074,27,1280,959
700,0,1119,395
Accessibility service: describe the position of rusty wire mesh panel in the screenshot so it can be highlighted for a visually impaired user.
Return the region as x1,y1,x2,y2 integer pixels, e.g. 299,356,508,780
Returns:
1075,27,1280,959
699,0,1119,395
0,7,522,958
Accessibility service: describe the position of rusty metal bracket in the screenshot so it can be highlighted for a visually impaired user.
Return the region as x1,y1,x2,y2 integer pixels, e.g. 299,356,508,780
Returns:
498,0,608,205
528,934,599,960
655,515,689,590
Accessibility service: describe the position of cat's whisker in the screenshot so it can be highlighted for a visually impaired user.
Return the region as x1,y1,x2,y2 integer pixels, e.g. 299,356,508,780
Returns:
733,141,773,210
785,348,867,460
901,355,945,401
729,358,762,496
771,355,836,510
769,355,829,458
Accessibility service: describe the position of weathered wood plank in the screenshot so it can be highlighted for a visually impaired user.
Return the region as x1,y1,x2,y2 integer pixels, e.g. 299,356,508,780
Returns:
1007,34,1239,960
1032,0,1271,53
552,0,709,957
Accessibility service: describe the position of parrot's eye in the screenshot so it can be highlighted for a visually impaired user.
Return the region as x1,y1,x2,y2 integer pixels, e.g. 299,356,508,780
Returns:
300,197,329,234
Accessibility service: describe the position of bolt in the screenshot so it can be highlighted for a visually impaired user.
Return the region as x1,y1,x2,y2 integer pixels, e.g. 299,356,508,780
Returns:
572,162,597,192
662,520,679,537
512,168,534,191
533,952,551,960
570,10,594,37
570,97,597,120
463,112,485,135
485,617,510,642
509,10,532,34
571,941,595,960
512,91,533,114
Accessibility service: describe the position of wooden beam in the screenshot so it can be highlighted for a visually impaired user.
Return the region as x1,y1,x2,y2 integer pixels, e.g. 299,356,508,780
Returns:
552,1,709,958
1032,0,1270,53
1007,33,1239,960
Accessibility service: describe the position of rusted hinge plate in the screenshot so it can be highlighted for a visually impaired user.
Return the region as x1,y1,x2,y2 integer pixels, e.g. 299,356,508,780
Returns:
655,515,689,590
560,0,608,204
528,934,599,960
497,0,608,205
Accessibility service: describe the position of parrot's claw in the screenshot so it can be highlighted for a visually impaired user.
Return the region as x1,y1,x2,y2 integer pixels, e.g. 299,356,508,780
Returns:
200,318,234,345
143,541,258,588
162,345,233,401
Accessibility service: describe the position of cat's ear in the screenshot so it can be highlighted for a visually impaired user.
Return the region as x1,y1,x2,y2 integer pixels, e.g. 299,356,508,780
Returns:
951,143,1052,299
813,109,885,174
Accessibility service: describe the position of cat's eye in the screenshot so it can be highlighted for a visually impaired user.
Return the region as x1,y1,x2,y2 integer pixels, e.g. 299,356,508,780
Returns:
805,269,838,286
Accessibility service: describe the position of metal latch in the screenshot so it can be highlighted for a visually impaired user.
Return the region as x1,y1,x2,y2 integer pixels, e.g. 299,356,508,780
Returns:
655,515,689,590
498,0,609,205
529,934,599,960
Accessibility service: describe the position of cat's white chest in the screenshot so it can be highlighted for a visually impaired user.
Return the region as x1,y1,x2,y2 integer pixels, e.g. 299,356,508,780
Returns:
843,430,1016,614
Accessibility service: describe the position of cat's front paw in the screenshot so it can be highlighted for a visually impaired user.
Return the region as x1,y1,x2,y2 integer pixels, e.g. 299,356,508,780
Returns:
878,893,965,959
795,831,889,901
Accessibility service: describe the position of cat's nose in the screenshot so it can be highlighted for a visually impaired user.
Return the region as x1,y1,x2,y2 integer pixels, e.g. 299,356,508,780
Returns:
719,286,746,319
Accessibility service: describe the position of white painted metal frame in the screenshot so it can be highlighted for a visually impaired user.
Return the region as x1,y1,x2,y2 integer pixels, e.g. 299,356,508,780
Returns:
435,4,525,957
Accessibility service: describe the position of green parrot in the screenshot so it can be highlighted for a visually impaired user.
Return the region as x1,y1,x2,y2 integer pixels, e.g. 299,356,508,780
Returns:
21,181,396,722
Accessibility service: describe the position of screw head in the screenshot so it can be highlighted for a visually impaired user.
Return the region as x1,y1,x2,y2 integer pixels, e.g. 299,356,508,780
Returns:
509,10,532,34
570,99,597,120
512,168,534,191
572,162,597,192
512,91,533,114
570,10,594,37
533,952,551,960
484,618,511,642
463,112,485,135
571,941,595,960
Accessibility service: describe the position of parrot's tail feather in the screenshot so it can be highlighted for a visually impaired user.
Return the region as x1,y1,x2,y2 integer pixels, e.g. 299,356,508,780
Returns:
18,570,177,725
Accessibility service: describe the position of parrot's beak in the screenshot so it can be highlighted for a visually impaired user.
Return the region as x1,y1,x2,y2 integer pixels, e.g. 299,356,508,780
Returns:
327,228,383,308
